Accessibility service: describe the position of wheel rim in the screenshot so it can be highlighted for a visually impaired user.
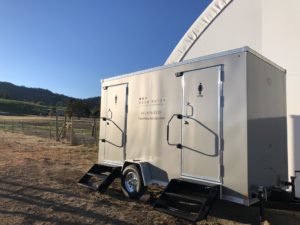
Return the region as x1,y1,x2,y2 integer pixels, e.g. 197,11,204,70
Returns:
124,171,139,193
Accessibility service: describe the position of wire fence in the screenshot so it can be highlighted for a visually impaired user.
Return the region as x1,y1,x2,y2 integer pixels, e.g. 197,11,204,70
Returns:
0,116,100,147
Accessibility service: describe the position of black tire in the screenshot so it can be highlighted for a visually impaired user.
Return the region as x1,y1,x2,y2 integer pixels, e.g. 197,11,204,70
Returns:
121,164,147,199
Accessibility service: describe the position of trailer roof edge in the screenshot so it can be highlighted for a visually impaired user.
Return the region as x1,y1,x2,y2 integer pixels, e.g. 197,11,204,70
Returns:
103,46,285,82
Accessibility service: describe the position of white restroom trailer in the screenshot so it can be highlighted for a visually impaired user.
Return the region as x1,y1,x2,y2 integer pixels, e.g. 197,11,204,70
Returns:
95,47,288,208
165,0,300,198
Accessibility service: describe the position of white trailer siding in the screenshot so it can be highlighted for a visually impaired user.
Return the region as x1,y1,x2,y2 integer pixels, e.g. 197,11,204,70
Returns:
99,48,287,205
165,0,300,197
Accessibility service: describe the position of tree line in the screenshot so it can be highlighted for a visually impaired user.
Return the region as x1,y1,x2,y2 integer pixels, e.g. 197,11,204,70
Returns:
0,81,101,118
49,98,101,119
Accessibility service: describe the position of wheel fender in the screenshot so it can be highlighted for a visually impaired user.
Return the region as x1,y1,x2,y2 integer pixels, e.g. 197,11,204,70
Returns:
122,161,152,186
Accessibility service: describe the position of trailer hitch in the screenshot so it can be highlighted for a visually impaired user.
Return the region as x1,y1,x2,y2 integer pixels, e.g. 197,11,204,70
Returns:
283,173,300,202
258,186,267,224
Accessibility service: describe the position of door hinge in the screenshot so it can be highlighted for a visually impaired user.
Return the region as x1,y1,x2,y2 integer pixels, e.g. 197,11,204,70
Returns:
221,138,224,150
220,68,225,81
220,165,224,178
175,72,183,77
220,96,224,107
123,134,127,144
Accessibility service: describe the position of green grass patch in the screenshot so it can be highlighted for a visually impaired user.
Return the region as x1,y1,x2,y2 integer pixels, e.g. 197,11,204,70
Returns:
0,98,49,116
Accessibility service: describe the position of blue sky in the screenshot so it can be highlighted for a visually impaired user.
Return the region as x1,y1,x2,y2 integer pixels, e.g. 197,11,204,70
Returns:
0,0,211,98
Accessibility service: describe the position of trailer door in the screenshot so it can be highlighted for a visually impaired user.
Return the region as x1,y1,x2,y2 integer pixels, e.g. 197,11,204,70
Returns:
181,66,223,183
103,84,128,165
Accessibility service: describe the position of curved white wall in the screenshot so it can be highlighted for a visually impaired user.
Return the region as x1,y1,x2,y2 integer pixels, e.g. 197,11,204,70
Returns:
183,0,262,60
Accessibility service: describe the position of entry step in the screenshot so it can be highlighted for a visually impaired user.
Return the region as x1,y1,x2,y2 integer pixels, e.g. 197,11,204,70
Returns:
78,164,121,193
153,179,219,222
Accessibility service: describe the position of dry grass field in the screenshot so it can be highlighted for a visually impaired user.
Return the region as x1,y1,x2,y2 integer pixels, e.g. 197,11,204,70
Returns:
0,129,300,225
0,115,99,146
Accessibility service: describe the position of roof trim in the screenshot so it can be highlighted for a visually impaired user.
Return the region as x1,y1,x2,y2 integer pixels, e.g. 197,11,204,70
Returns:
103,46,285,83
165,0,233,65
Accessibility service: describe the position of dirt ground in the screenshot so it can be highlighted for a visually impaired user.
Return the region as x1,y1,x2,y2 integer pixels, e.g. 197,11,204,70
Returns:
0,130,300,225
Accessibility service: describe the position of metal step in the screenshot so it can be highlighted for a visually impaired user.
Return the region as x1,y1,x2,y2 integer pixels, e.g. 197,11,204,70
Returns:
98,167,121,193
86,172,107,179
153,179,219,222
78,181,99,191
164,192,207,204
78,164,121,193
155,205,200,222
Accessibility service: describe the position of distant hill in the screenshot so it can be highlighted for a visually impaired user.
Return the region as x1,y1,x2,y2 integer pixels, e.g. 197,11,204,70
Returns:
0,81,72,106
0,98,49,116
0,81,100,116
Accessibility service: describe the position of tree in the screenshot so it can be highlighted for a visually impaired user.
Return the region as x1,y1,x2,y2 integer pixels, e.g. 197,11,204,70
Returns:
65,99,91,119
48,105,57,117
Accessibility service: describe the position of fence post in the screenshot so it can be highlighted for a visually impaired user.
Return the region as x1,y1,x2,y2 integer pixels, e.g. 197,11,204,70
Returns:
91,118,96,137
62,116,67,138
70,117,77,145
49,120,52,139
56,113,59,141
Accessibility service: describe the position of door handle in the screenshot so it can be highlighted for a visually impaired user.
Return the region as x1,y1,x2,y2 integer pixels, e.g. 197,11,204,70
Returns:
184,121,189,125
107,108,112,119
186,102,193,117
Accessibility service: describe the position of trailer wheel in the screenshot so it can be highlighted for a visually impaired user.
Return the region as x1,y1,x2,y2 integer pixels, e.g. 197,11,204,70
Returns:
121,164,147,198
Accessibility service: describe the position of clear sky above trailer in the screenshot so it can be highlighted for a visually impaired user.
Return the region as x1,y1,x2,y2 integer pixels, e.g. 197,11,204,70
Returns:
0,0,212,98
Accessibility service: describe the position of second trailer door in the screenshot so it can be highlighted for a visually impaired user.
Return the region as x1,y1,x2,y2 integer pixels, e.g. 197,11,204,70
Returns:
181,66,223,183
